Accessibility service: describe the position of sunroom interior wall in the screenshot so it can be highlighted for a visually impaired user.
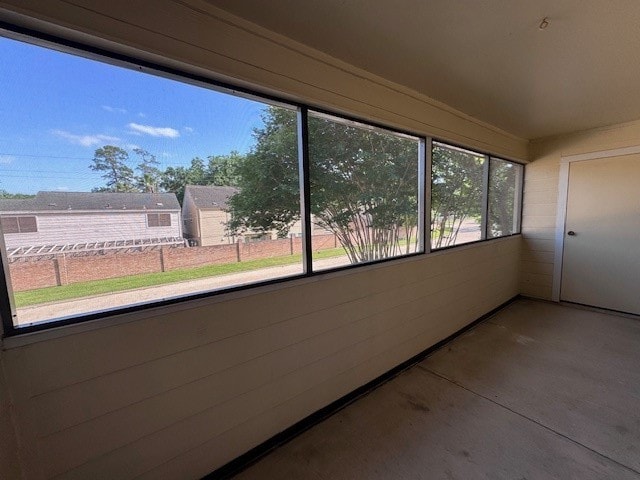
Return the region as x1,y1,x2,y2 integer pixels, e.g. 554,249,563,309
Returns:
521,119,640,299
0,351,21,480
0,0,526,478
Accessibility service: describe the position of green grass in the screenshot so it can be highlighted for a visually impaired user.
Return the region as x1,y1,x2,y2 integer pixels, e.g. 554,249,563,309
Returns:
14,246,348,308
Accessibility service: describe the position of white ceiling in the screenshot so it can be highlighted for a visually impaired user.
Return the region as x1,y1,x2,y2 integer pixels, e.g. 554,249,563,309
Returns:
207,0,640,139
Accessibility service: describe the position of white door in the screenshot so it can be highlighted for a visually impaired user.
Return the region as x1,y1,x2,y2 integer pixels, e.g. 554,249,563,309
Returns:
561,154,640,315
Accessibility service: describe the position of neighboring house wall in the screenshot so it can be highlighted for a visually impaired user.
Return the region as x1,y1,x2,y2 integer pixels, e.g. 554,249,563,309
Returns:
1,211,181,249
199,209,234,245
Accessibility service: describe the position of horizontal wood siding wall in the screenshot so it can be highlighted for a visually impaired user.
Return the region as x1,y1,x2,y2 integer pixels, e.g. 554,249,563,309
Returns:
0,354,21,480
3,237,520,479
522,120,640,299
199,210,233,246
0,1,527,478
3,212,181,249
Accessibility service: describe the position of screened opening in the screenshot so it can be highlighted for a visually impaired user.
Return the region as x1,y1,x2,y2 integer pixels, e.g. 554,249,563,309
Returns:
307,111,423,270
0,34,303,328
431,142,486,249
0,29,523,335
488,158,523,238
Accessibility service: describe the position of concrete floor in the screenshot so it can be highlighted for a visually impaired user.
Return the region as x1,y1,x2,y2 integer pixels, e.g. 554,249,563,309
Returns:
231,298,640,480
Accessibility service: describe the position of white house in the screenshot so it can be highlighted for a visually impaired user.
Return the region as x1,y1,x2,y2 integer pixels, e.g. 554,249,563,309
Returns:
0,191,183,252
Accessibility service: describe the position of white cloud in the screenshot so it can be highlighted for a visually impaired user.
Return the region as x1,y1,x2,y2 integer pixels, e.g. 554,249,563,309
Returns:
183,126,194,133
102,105,127,114
52,130,121,147
127,123,180,138
0,155,14,164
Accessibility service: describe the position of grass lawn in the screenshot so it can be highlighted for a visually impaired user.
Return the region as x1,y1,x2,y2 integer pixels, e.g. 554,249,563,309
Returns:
14,246,348,308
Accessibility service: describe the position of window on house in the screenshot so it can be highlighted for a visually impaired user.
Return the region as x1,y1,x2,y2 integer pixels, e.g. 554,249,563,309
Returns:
147,213,171,227
431,142,486,249
308,111,423,270
0,216,37,234
487,158,523,238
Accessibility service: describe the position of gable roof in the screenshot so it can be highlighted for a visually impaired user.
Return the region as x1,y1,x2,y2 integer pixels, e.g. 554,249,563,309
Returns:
184,185,238,210
0,191,180,213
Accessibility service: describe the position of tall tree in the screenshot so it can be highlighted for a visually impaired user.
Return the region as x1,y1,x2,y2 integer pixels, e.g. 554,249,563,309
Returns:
430,144,484,248
90,145,135,192
160,157,210,202
227,108,300,237
206,151,242,186
227,107,420,263
133,148,161,193
488,160,519,237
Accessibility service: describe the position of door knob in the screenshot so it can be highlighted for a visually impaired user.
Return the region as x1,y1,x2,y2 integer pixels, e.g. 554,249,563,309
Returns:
567,231,576,236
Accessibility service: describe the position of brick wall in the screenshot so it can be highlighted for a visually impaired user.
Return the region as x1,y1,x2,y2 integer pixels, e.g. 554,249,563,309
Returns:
162,244,238,270
9,260,59,291
8,234,338,292
63,251,163,283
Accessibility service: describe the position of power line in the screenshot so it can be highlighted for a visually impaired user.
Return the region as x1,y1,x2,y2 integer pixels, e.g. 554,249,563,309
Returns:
0,152,92,160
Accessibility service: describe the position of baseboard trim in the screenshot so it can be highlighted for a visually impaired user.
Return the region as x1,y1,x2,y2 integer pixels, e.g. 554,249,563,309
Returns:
203,294,520,479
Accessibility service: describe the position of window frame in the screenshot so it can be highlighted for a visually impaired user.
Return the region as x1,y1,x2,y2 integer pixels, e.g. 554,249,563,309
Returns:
0,23,523,337
147,213,171,228
429,139,524,252
306,109,426,269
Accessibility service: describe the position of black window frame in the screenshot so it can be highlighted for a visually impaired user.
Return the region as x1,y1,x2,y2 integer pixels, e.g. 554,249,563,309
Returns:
429,140,524,252
147,213,171,228
0,22,523,337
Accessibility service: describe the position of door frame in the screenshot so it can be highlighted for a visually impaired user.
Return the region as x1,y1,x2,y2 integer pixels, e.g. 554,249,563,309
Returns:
552,144,640,301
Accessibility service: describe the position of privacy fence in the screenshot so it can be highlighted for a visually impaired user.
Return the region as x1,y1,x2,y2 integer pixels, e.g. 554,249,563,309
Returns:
9,234,338,291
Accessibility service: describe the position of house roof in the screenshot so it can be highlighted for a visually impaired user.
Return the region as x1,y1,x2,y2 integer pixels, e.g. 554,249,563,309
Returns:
0,191,181,213
184,185,238,210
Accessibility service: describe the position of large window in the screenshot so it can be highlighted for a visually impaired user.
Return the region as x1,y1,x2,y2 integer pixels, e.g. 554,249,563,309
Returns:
0,29,522,334
431,142,486,248
0,35,302,329
488,158,523,238
308,112,423,270
431,142,522,249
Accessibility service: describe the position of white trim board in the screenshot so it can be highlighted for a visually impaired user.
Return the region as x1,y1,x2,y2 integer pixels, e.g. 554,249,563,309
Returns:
552,145,640,301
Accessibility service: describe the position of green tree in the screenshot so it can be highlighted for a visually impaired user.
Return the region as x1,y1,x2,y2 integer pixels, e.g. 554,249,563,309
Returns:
430,144,484,248
227,107,420,263
227,108,300,237
90,145,135,192
133,148,161,193
0,190,35,199
488,160,519,237
206,151,242,186
159,157,216,202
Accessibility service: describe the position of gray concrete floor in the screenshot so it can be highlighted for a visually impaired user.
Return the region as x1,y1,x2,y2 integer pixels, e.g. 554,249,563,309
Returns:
232,298,640,480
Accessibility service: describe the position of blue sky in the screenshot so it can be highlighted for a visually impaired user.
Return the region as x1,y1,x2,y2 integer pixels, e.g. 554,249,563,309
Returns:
0,35,270,194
